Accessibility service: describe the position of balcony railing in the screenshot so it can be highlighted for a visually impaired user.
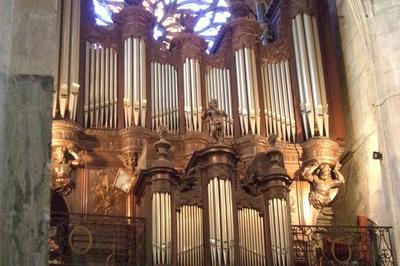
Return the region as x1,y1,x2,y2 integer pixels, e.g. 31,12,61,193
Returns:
49,212,145,266
292,225,397,266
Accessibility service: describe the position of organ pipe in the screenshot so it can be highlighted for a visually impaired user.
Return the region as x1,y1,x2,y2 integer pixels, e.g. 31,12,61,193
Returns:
235,48,261,136
83,42,118,128
205,67,234,137
54,0,81,120
177,205,204,266
292,13,330,139
151,62,179,133
152,192,172,265
268,198,291,266
124,36,147,127
208,178,235,266
261,61,296,142
183,58,202,132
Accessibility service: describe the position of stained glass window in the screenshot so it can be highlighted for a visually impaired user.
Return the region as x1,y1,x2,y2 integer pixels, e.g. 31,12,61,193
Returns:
93,0,231,52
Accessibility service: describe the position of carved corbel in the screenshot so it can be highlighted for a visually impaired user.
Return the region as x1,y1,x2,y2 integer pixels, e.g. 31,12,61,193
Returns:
299,137,345,224
51,145,83,196
119,151,139,174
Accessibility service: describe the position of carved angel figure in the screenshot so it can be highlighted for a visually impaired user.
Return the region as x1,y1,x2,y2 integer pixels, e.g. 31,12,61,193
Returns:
302,161,345,210
51,145,82,195
202,99,227,143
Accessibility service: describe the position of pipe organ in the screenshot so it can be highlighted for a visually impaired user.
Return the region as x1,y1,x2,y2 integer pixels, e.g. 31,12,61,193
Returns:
177,205,204,266
238,208,266,266
152,192,172,264
208,177,235,265
206,67,233,137
51,0,347,265
84,42,118,128
124,36,147,127
151,62,179,133
235,48,261,136
53,0,81,120
183,58,203,132
261,61,296,142
292,13,329,139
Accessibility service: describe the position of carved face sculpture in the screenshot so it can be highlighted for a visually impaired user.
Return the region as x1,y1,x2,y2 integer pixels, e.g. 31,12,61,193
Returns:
319,164,332,181
209,99,218,110
54,146,67,163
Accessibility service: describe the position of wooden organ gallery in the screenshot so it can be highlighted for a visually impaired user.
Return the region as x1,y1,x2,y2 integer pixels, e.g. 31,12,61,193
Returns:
50,0,367,265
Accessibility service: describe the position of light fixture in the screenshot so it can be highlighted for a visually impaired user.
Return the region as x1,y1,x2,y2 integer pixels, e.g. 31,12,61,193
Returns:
372,151,383,160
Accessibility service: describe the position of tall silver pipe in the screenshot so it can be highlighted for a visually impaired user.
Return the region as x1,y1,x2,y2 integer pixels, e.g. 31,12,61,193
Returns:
303,13,323,135
140,39,146,127
104,48,110,128
84,42,90,127
244,48,255,134
312,16,329,136
250,49,260,135
295,14,314,137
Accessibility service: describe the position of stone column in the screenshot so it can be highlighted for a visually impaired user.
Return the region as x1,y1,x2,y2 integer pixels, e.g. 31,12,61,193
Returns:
0,0,57,265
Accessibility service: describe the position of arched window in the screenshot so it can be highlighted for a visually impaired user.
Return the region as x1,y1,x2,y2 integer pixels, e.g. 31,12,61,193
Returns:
92,0,231,52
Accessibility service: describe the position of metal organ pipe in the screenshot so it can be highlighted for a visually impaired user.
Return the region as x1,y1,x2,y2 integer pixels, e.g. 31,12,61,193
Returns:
235,48,261,136
177,205,204,266
83,42,118,128
238,208,266,266
312,16,329,137
151,62,179,133
152,192,172,265
54,0,80,119
261,61,296,142
183,58,202,132
208,178,235,266
123,36,147,127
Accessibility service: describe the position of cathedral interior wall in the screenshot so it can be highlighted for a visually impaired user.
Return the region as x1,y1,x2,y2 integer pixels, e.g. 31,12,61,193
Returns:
334,0,400,258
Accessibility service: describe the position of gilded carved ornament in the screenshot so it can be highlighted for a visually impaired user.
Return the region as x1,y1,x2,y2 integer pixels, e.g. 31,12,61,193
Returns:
301,160,345,210
92,169,122,215
51,145,83,195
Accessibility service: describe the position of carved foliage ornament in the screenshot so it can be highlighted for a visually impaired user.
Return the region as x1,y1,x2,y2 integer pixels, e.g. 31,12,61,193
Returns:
91,169,122,215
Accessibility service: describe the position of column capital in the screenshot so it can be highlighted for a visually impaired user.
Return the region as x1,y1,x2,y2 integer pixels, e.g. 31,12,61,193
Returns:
228,17,261,51
114,5,155,40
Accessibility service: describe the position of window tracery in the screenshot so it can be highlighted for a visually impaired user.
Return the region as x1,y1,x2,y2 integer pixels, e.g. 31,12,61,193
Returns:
92,0,231,52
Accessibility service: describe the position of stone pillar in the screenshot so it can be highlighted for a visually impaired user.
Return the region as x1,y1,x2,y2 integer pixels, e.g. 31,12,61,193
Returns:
0,0,57,265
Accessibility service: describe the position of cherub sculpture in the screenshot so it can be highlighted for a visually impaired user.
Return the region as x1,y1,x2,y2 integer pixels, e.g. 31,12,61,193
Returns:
202,99,227,143
51,145,82,195
302,161,345,210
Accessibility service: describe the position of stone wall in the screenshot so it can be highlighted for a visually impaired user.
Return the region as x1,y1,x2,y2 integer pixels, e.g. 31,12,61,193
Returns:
334,0,400,259
0,0,57,265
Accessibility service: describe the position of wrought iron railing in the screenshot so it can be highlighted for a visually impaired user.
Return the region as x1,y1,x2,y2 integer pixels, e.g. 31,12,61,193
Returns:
292,225,397,266
49,212,145,266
